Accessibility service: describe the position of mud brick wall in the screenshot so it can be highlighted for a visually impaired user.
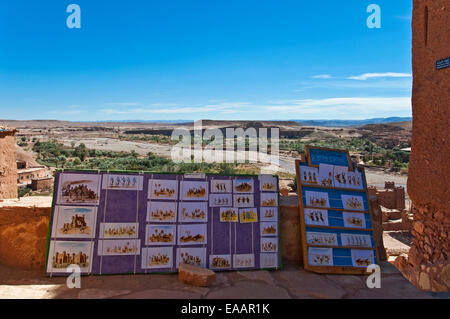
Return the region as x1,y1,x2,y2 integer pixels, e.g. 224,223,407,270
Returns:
0,130,18,199
397,0,450,292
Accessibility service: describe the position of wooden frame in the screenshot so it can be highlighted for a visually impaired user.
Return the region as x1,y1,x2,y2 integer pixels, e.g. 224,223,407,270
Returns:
295,146,379,275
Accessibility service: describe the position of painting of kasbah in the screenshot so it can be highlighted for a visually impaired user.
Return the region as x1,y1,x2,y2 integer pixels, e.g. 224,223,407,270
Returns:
142,246,174,269
97,239,141,256
146,225,176,246
149,179,178,200
259,175,277,192
147,202,177,223
260,193,278,207
57,173,101,205
177,224,207,245
176,247,206,268
47,241,94,274
178,202,208,223
102,174,143,191
209,254,232,270
180,181,209,201
100,223,139,239
51,206,97,239
233,178,254,193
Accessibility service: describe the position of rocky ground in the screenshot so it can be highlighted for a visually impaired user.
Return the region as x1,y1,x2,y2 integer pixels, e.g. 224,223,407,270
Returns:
0,262,448,299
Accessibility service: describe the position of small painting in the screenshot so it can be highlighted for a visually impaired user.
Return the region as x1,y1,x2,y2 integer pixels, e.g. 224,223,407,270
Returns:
177,224,207,245
210,180,232,193
100,222,139,239
51,206,97,239
146,225,176,246
147,201,177,223
149,179,178,200
209,194,233,207
143,246,174,269
333,166,351,188
341,195,365,211
102,174,143,191
260,193,278,207
97,239,140,256
343,212,367,229
351,249,375,268
47,240,94,273
233,194,254,207
300,166,319,185
341,233,372,248
261,237,278,253
308,247,333,266
57,173,100,205
178,202,208,223
209,254,232,270
304,208,329,226
259,175,277,192
305,191,330,208
260,207,277,221
306,232,338,246
181,181,209,201
219,207,239,222
233,254,255,268
233,179,254,193
176,247,206,268
239,208,258,223
317,164,334,187
260,221,278,237
260,253,278,268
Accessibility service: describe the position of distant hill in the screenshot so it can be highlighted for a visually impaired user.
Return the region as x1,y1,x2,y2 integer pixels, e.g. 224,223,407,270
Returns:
292,117,412,127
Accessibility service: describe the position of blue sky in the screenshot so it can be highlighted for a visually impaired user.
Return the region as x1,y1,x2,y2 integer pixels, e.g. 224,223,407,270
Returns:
0,0,413,121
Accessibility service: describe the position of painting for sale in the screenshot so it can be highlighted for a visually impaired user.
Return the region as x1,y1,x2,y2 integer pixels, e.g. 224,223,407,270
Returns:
149,179,178,200
304,208,329,226
317,164,334,187
260,253,278,268
260,207,277,221
341,195,365,211
351,249,375,268
261,237,278,253
57,173,100,205
178,202,208,223
143,246,174,269
97,239,140,256
341,233,372,248
233,179,254,193
300,166,319,186
260,221,278,237
219,207,239,222
260,193,278,207
210,180,232,193
146,225,176,246
209,194,233,207
305,191,330,208
343,212,367,229
177,224,207,245
239,208,258,223
176,247,207,268
180,181,209,201
47,240,94,273
100,222,139,239
259,175,277,192
233,194,254,208
51,206,97,239
308,247,333,266
233,254,255,268
209,254,232,270
147,201,177,223
102,174,143,191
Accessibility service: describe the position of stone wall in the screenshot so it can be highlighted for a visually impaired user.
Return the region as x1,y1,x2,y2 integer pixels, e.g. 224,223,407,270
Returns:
396,0,450,292
0,130,18,199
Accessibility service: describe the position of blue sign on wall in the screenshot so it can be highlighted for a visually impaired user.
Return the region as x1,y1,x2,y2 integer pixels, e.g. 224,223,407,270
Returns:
436,57,450,70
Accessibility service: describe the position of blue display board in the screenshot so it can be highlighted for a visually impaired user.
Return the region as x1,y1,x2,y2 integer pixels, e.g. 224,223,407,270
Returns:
295,146,378,274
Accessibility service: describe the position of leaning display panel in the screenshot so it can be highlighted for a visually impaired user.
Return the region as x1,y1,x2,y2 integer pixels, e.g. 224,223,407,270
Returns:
45,170,281,276
295,146,379,275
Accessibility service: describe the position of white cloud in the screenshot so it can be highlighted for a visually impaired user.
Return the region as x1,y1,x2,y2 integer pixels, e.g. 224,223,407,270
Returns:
347,73,411,81
104,102,141,107
312,74,333,79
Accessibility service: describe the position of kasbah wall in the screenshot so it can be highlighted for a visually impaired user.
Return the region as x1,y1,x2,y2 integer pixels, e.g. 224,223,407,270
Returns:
394,0,450,292
0,129,18,199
